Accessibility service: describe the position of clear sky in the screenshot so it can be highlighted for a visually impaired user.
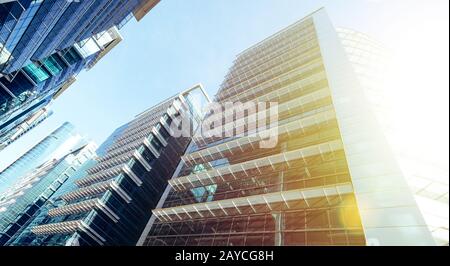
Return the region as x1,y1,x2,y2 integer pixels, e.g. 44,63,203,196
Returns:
0,0,448,171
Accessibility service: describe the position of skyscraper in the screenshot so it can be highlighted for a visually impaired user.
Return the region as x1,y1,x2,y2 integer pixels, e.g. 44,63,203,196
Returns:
0,106,53,150
0,122,84,195
7,158,98,246
0,141,97,245
28,85,210,246
336,28,449,246
140,8,442,246
0,0,160,150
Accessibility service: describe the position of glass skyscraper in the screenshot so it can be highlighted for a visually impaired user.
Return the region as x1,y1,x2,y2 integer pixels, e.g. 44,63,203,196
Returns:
27,85,210,246
0,122,84,195
6,158,98,246
0,0,160,150
139,8,445,246
0,141,97,245
336,28,449,246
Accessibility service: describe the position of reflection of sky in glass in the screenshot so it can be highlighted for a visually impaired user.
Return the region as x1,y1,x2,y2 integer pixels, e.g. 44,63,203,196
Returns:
337,23,448,245
0,123,82,195
191,184,218,203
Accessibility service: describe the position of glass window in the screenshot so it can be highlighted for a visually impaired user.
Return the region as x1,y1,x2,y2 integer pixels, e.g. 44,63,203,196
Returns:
23,63,50,83
149,134,163,152
61,48,82,65
42,55,65,75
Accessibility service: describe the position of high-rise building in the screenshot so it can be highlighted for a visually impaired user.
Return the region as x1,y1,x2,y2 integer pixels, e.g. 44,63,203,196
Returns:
336,28,449,246
139,8,444,246
0,122,85,195
7,157,97,246
0,141,97,245
0,0,160,150
0,106,53,150
28,85,210,246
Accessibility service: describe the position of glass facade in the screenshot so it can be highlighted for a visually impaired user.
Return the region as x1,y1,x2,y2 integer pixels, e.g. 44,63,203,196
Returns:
22,62,50,83
0,0,156,74
337,28,449,246
141,14,366,247
0,0,160,151
9,158,99,246
26,86,210,246
0,122,82,195
140,9,439,246
0,142,97,245
0,106,53,150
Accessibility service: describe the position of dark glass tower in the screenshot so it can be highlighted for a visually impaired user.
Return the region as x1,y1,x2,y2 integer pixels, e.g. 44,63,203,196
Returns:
0,142,97,245
28,85,210,246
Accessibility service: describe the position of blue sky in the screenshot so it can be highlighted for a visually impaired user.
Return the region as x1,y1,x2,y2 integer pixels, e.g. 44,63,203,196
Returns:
0,0,448,171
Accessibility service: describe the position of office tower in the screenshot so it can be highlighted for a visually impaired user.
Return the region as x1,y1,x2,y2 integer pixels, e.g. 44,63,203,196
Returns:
29,85,210,246
0,122,84,195
0,0,160,150
140,8,442,246
337,28,449,246
0,106,52,150
7,158,98,246
0,142,97,245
